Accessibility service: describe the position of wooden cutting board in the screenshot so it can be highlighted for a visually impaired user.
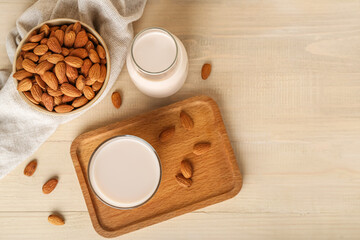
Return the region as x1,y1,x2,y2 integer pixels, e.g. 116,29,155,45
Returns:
70,95,242,238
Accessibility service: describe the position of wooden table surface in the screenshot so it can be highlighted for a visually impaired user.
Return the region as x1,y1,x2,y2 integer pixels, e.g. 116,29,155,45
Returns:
1,0,360,239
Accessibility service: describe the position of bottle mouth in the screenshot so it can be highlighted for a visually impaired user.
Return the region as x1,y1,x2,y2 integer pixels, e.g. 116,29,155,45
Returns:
130,27,179,75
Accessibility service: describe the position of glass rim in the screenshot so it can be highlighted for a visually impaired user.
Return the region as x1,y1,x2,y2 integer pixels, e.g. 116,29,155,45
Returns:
130,27,179,75
87,135,162,210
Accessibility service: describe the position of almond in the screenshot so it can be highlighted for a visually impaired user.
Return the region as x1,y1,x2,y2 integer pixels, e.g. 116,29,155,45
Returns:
47,37,62,53
72,96,88,108
23,91,39,104
88,63,100,82
47,54,64,64
159,126,175,142
16,56,24,70
74,30,88,48
98,64,107,83
41,71,58,90
23,159,37,176
64,31,76,48
28,32,44,43
69,48,88,59
175,173,192,188
100,58,107,65
65,24,73,33
61,47,70,56
97,45,106,59
73,22,81,34
22,59,37,73
42,178,58,194
84,76,96,86
33,44,48,55
35,61,54,75
54,62,67,84
64,56,83,68
60,24,67,32
54,29,64,46
21,42,38,51
54,104,74,113
65,64,78,82
40,38,48,44
62,95,75,103
48,214,64,226
39,24,50,36
88,49,100,63
60,83,82,97
75,75,86,90
111,92,121,109
180,111,194,130
193,142,211,155
87,33,98,45
24,52,39,62
49,31,56,38
47,88,63,97
30,84,43,102
35,75,47,89
50,26,60,32
81,59,92,76
92,81,103,91
39,52,51,62
41,93,54,111
17,78,32,91
201,63,211,80
13,69,33,80
83,86,95,100
85,41,94,52
180,160,193,179
54,96,62,105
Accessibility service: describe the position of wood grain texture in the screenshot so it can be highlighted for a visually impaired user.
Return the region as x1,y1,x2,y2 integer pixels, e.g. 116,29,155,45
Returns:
1,0,360,239
71,96,242,237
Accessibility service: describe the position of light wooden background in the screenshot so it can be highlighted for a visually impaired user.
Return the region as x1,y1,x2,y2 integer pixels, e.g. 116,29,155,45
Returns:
1,0,360,239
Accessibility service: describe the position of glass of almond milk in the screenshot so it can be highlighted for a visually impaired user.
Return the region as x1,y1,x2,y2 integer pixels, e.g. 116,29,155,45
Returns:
88,135,161,209
126,27,188,98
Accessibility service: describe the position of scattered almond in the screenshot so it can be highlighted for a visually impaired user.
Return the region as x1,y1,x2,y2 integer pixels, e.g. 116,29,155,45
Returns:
23,160,37,176
42,178,58,194
175,173,192,188
193,142,211,155
159,126,175,142
180,111,194,130
180,160,193,179
201,63,211,80
48,214,65,226
111,92,121,109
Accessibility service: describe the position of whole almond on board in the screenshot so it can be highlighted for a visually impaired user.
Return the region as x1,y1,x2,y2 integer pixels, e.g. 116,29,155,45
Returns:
47,37,62,53
64,31,76,48
69,48,88,59
64,56,83,68
73,22,81,34
23,159,37,176
48,214,65,226
16,56,24,70
96,45,106,59
54,96,62,105
55,104,74,113
33,44,48,56
24,52,39,62
39,24,50,36
85,76,97,86
24,91,39,104
54,62,67,84
61,47,70,56
74,30,88,48
159,126,175,142
13,69,33,80
30,84,43,102
47,88,63,97
60,83,82,97
39,52,51,62
201,63,211,80
35,75,47,89
47,54,64,64
193,142,211,155
72,96,88,108
22,59,37,73
180,111,194,130
83,86,95,100
87,33,98,45
175,173,192,188
76,75,86,90
35,61,54,75
92,81,103,91
28,32,44,42
62,95,75,103
42,93,54,111
98,64,106,83
54,29,64,46
111,92,121,109
85,41,94,52
88,49,100,63
21,42,38,51
88,63,100,82
42,178,58,194
81,59,92,76
17,78,32,91
180,159,193,179
41,71,58,90
40,38,48,45
66,64,78,82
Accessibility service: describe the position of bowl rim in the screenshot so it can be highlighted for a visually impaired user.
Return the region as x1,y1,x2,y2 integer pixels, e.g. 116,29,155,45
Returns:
12,18,111,116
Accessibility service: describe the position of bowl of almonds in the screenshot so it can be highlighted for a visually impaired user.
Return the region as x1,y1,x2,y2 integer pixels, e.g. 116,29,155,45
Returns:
12,18,110,114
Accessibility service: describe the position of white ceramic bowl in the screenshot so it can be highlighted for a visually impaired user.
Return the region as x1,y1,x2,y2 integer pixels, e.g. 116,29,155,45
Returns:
12,18,111,116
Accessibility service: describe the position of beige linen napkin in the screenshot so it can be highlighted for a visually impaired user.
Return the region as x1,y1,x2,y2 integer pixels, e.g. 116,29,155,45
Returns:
0,0,147,179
